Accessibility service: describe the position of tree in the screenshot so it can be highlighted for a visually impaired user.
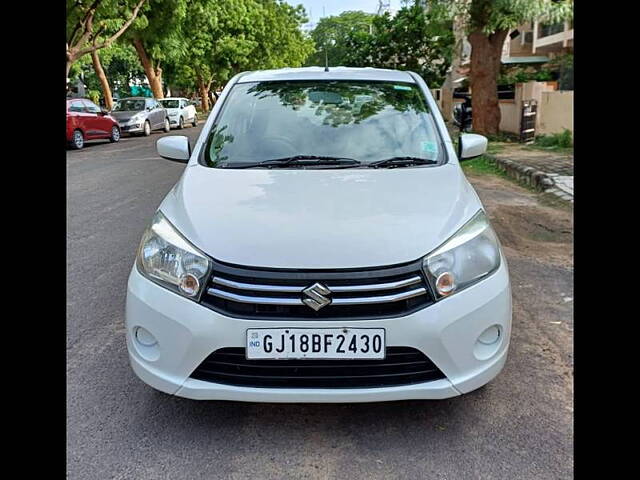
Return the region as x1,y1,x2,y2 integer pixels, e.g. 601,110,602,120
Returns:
175,0,313,112
126,0,188,99
343,4,454,87
247,1,314,72
91,50,113,109
305,11,376,67
440,0,573,135
66,0,147,80
70,43,146,106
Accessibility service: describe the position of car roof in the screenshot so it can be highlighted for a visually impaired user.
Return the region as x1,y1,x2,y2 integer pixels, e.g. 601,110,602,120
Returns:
237,66,416,84
117,97,153,100
160,97,186,101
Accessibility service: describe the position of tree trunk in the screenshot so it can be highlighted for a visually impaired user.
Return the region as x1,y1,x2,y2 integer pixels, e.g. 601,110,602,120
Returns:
91,50,114,110
468,29,508,136
132,37,164,99
198,79,210,113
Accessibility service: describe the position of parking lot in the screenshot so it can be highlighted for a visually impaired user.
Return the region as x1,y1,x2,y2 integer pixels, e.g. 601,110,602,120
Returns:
67,125,573,479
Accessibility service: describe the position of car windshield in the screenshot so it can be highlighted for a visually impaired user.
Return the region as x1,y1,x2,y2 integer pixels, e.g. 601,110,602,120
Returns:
202,80,444,168
113,99,145,111
160,99,180,108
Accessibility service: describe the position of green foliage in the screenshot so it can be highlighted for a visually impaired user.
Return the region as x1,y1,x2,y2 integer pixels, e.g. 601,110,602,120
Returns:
499,64,555,85
66,0,147,57
87,90,101,104
127,0,189,67
455,0,574,35
305,10,376,67
72,43,146,98
460,155,507,178
534,129,572,149
307,4,454,86
168,0,313,92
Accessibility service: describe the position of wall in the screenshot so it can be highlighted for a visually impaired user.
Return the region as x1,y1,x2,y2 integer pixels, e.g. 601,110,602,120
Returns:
538,90,573,135
498,81,573,137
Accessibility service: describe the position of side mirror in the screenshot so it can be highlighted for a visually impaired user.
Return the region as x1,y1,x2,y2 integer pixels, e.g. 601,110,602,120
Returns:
100,108,109,115
157,136,191,163
457,133,488,161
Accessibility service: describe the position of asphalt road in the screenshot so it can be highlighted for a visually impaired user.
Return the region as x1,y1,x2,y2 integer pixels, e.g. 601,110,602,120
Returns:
67,126,573,479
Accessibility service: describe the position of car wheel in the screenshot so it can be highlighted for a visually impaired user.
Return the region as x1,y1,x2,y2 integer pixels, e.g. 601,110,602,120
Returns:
109,126,121,143
143,120,151,136
178,116,184,129
71,129,84,149
192,114,198,127
164,118,170,133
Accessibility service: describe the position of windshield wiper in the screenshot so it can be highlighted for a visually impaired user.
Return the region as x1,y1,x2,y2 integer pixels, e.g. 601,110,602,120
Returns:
223,155,362,169
367,156,438,169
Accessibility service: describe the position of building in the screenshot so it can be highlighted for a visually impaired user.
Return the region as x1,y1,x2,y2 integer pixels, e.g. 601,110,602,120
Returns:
501,19,573,66
436,10,573,136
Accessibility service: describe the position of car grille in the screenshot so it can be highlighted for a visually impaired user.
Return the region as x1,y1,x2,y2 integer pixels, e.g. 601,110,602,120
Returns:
190,347,445,388
199,258,435,320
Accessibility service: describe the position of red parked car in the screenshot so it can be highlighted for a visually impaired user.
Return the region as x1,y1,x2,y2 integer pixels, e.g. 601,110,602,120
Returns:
66,98,121,149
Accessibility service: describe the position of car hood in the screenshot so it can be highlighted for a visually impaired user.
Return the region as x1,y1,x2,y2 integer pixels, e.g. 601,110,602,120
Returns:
111,110,141,120
159,164,483,269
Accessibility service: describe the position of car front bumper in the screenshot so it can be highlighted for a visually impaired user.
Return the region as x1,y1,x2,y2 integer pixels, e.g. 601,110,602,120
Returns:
120,123,143,133
125,257,511,402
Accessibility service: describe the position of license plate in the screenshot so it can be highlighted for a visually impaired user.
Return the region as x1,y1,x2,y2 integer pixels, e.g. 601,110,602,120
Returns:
246,328,385,360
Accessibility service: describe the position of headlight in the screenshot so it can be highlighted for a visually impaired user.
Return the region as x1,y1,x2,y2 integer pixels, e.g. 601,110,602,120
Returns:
423,210,501,299
130,114,142,123
136,211,212,300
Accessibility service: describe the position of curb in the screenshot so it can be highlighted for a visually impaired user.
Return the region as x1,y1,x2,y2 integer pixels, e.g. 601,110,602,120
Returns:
485,154,555,192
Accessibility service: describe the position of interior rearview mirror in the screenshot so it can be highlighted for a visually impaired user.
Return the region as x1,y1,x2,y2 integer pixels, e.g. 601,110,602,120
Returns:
157,136,191,163
457,133,488,161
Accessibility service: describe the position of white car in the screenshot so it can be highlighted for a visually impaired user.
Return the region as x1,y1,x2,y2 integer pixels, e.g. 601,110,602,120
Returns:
158,97,198,129
127,67,511,402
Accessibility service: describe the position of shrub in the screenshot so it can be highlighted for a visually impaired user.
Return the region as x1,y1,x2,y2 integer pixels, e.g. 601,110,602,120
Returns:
534,129,572,148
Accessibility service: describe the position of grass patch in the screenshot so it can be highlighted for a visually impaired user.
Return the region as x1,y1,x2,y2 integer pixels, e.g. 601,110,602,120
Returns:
485,132,519,143
462,155,540,193
487,142,506,154
461,155,507,177
527,129,573,154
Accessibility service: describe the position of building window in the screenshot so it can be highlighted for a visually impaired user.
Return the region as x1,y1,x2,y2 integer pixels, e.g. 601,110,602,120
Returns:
538,22,565,38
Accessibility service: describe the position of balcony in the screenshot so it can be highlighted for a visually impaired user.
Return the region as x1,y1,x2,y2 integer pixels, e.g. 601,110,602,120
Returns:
533,20,573,53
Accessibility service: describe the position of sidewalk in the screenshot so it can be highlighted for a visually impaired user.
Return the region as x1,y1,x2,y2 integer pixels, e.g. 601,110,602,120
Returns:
489,143,574,203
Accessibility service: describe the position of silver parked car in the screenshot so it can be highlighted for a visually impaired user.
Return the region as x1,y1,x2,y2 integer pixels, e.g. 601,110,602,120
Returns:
110,97,170,136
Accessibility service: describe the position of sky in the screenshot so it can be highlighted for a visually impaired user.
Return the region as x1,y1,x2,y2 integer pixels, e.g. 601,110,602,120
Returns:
284,0,404,24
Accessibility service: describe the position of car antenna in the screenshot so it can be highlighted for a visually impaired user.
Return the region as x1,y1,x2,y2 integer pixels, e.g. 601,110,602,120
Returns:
324,43,329,72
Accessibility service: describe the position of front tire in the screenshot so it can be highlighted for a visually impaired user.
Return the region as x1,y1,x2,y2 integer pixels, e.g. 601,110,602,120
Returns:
143,120,151,136
192,114,198,127
109,126,121,143
70,129,84,149
178,116,184,129
163,118,170,133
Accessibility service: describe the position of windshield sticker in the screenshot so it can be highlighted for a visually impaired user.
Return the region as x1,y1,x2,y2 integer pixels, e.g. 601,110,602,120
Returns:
393,85,412,91
421,141,438,157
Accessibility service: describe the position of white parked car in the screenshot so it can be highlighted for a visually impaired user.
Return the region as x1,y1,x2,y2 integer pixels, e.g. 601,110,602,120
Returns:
127,67,511,402
158,97,198,129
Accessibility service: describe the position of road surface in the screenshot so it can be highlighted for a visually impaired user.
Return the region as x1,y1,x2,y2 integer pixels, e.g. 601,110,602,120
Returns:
67,126,573,479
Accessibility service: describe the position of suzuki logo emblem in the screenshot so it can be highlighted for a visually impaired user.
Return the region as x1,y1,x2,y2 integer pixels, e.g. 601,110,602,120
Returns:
302,282,332,311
